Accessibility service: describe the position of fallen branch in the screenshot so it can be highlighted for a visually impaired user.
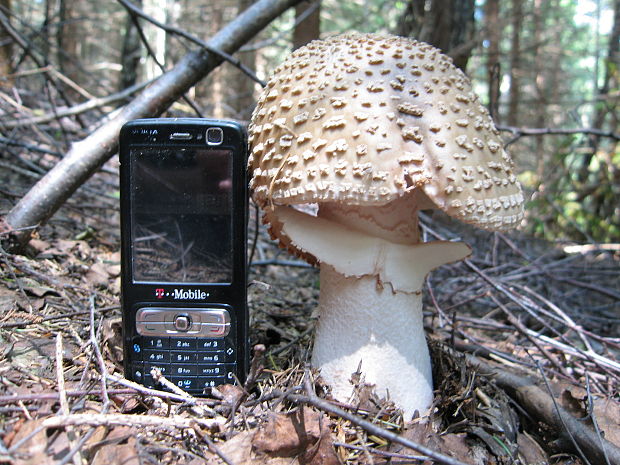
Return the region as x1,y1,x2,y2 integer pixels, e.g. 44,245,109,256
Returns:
3,0,301,251
466,354,620,465
2,79,151,129
283,390,472,465
498,124,620,144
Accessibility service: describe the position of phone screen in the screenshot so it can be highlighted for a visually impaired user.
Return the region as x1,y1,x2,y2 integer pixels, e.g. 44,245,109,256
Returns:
129,147,233,284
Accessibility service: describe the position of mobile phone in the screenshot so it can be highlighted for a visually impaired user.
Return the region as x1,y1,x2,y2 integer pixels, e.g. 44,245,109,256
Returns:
119,118,248,393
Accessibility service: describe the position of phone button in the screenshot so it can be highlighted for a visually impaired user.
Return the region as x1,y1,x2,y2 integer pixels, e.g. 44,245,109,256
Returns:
197,352,226,364
173,315,192,332
171,376,198,391
142,337,169,349
196,339,225,351
197,364,226,376
200,323,230,337
144,363,171,376
136,321,167,336
198,309,230,325
130,363,144,383
143,350,169,363
197,376,226,389
170,337,197,350
171,364,197,376
171,351,197,363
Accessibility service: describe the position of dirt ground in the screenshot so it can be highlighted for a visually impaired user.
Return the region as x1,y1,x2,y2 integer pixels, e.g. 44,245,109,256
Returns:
0,141,619,464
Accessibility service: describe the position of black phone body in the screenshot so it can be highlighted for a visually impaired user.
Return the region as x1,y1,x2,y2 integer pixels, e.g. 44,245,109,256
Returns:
119,118,248,393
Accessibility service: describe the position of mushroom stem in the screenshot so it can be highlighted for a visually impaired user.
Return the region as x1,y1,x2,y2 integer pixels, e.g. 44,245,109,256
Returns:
309,199,467,419
268,199,471,418
312,263,433,417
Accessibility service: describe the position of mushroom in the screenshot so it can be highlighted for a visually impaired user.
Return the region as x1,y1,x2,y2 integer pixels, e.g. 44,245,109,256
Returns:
248,33,524,418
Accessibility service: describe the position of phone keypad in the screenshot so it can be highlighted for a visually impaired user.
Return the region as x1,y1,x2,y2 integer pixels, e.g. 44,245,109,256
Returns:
130,335,237,393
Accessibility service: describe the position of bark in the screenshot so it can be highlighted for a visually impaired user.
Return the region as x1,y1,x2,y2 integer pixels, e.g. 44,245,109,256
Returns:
0,0,12,87
397,0,476,70
292,0,320,50
142,0,168,80
507,0,523,126
119,0,143,90
57,0,82,97
484,0,500,121
532,0,546,180
467,354,620,465
3,0,302,251
578,0,620,183
234,0,259,120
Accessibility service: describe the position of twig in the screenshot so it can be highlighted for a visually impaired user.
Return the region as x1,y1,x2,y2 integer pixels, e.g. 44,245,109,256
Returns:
3,79,151,129
525,331,620,375
89,296,110,411
333,441,429,461
282,390,473,465
122,4,203,117
0,389,137,405
105,373,217,404
465,353,620,465
585,373,613,465
117,0,265,86
192,426,237,465
498,124,620,145
529,352,592,465
489,294,572,379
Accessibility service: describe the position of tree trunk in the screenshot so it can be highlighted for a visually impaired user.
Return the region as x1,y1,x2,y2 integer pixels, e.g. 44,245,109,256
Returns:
119,0,143,91
292,0,320,50
484,0,500,121
507,0,523,126
396,0,476,71
532,0,546,180
233,0,259,120
57,0,82,98
0,0,12,87
142,0,168,80
2,0,302,252
578,0,620,182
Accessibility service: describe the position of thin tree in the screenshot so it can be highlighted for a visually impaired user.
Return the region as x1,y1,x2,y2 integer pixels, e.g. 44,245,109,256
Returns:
507,0,523,126
396,0,476,70
484,0,500,121
0,0,12,87
292,0,320,50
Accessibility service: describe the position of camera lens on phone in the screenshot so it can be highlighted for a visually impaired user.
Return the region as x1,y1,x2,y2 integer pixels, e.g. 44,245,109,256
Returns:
206,127,224,145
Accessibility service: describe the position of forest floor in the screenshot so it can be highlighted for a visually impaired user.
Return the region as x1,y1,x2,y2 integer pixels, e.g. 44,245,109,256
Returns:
0,128,619,465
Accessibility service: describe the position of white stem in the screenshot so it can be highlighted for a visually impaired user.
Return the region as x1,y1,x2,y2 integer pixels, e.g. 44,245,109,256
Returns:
270,197,471,419
312,264,432,419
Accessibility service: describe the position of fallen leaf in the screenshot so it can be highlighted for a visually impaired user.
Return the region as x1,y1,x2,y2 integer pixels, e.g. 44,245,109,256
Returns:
253,406,338,464
102,317,123,365
21,278,57,297
516,431,549,465
593,397,620,447
7,419,55,465
28,239,51,254
214,384,246,406
91,441,140,465
209,430,257,465
254,407,323,456
395,421,478,465
0,286,17,312
85,262,110,287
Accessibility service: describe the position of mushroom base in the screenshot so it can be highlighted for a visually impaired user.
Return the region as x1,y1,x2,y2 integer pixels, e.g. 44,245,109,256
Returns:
312,264,433,419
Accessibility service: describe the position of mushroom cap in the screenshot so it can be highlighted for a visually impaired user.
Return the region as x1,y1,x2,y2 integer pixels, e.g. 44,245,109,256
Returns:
249,33,524,233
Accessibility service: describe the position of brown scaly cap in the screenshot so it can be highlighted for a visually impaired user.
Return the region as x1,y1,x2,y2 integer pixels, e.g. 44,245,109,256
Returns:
248,33,524,232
